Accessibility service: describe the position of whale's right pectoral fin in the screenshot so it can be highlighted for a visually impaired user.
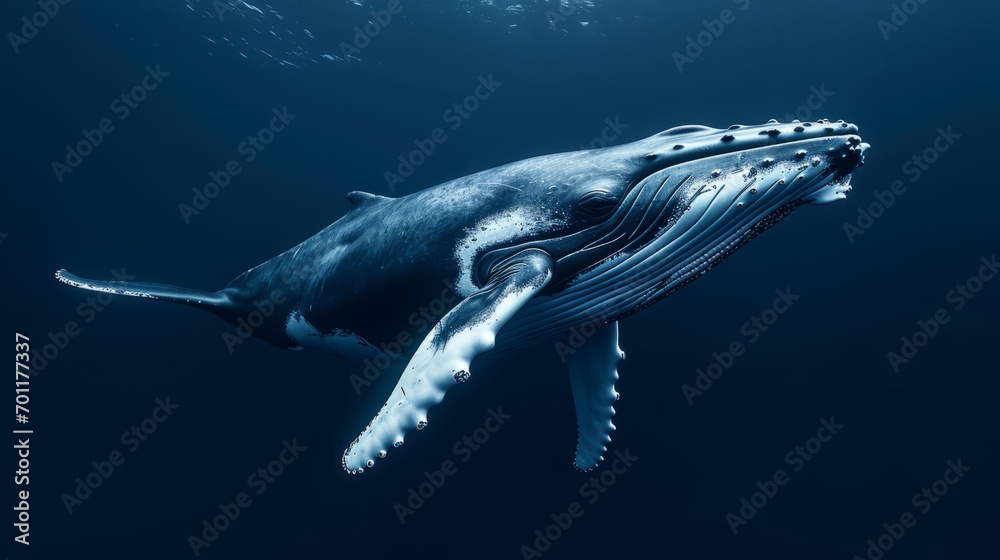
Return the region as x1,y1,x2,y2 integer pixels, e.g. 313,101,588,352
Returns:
342,248,554,474
566,321,623,471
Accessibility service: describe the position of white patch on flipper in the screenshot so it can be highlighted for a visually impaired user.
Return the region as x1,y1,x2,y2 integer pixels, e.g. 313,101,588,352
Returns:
343,270,552,473
453,208,562,297
284,311,375,357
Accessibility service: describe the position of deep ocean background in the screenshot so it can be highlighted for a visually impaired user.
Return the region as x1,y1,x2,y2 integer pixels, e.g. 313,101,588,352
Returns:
3,1,999,559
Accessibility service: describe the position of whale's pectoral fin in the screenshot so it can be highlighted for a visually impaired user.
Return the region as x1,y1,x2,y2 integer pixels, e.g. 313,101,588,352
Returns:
342,249,554,474
566,321,623,471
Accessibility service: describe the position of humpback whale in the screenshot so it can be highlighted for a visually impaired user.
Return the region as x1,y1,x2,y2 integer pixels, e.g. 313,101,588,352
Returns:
56,119,869,474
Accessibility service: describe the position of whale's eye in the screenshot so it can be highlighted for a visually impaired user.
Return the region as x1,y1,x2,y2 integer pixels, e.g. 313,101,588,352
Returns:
576,189,618,219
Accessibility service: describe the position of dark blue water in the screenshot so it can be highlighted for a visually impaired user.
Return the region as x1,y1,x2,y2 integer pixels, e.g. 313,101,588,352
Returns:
4,1,998,558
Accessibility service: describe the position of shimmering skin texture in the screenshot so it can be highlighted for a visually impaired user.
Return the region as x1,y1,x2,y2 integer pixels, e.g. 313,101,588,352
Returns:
55,120,868,474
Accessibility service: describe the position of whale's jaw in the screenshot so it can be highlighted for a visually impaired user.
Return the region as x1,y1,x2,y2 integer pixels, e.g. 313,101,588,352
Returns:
499,120,870,345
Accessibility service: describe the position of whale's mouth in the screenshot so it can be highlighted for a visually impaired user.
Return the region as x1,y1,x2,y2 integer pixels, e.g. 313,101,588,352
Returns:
634,119,870,203
805,138,869,204
508,120,870,334
750,131,870,206
572,121,870,264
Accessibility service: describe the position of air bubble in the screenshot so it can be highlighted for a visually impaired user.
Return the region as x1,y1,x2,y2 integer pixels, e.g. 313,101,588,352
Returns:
417,420,428,430
795,150,807,159
367,460,375,468
712,170,721,177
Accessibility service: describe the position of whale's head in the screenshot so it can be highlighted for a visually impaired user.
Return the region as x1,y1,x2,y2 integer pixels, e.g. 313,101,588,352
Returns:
552,118,869,227
481,119,869,326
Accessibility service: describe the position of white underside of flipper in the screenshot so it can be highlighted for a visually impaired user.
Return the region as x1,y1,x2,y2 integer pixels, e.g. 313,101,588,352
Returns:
342,249,554,473
566,321,623,470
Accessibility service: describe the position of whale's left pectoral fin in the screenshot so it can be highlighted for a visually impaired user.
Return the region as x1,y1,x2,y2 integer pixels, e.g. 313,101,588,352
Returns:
342,249,554,474
566,321,623,471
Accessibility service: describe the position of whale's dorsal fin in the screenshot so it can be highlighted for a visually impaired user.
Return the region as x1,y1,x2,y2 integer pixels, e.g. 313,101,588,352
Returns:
346,191,391,210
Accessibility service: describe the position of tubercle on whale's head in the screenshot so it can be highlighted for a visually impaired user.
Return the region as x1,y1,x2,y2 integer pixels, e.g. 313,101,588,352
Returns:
543,119,871,225
550,118,866,217
548,119,868,274
627,119,868,184
602,118,871,217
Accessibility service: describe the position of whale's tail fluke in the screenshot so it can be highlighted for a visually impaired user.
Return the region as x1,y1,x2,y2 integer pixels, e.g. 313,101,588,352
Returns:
55,269,233,313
